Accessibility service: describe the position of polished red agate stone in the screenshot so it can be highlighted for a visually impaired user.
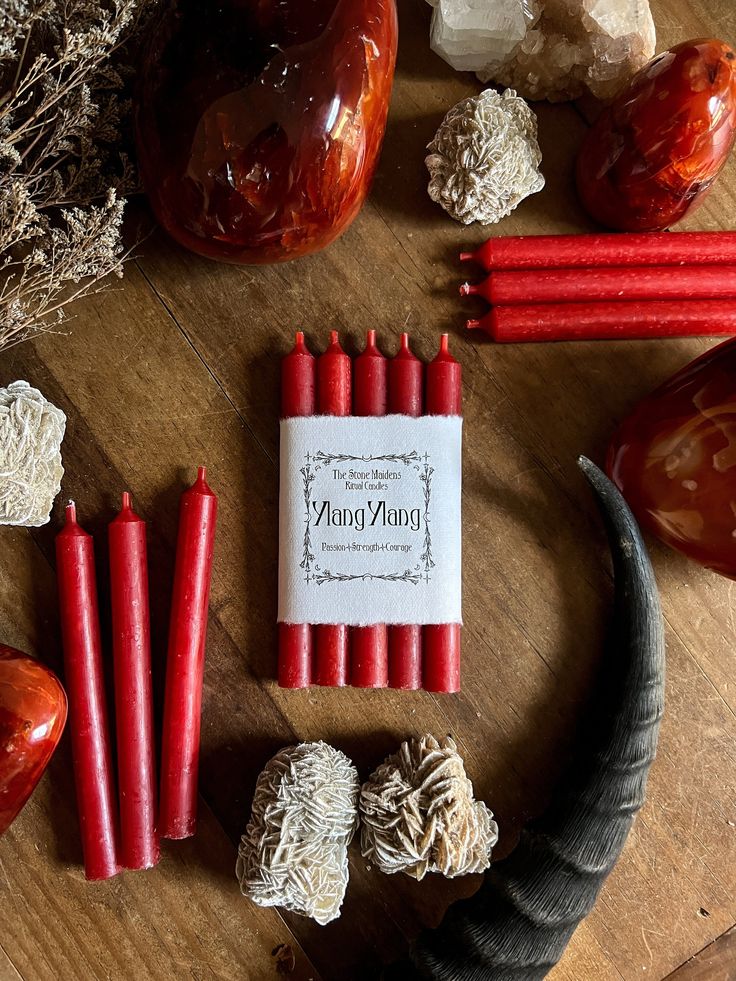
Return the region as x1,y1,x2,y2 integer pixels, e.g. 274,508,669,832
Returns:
607,338,736,577
0,644,67,835
576,39,736,232
134,0,398,264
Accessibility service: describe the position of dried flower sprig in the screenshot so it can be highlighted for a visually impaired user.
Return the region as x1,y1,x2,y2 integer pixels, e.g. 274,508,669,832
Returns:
0,0,152,353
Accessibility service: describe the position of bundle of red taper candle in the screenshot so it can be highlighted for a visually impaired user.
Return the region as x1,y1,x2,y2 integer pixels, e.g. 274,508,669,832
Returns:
55,469,217,880
460,230,736,342
279,330,461,694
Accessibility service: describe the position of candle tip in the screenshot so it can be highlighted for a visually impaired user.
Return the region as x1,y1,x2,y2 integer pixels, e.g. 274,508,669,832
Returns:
66,500,77,522
329,329,339,345
439,334,450,353
466,319,481,330
459,251,473,262
197,466,207,482
121,491,132,511
400,332,410,351
459,282,472,296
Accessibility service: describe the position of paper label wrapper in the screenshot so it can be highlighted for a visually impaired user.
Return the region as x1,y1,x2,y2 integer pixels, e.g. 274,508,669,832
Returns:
278,416,462,627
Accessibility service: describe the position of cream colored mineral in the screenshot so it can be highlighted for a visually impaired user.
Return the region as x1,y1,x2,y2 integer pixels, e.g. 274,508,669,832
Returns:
0,381,66,527
359,735,499,880
427,0,656,102
426,88,544,225
236,742,359,925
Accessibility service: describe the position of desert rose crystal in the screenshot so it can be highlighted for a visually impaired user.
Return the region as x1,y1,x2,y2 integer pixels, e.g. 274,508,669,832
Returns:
0,645,67,835
577,39,736,232
607,338,736,578
135,0,398,264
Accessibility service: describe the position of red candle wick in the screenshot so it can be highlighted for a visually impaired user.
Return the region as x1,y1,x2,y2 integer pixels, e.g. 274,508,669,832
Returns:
394,332,419,362
459,282,477,297
434,333,455,361
466,319,482,331
293,330,309,354
459,251,474,262
65,501,78,526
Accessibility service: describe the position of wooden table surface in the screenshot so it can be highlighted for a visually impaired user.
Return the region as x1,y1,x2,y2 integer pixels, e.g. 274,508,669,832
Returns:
2,1,735,979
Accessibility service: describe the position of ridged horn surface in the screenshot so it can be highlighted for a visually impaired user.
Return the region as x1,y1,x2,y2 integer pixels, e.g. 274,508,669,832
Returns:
382,456,665,981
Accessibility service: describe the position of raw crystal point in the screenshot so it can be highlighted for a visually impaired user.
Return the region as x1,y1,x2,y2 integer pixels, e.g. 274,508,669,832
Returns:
427,0,656,102
426,88,544,225
427,0,540,74
0,381,66,527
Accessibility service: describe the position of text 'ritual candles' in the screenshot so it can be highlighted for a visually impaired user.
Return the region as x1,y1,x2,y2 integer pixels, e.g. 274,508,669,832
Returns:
55,502,119,880
159,468,218,840
109,492,159,870
279,331,316,689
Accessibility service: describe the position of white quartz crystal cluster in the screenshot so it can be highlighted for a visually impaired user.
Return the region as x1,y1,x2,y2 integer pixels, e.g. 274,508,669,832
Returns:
0,381,66,526
426,0,656,101
426,88,544,225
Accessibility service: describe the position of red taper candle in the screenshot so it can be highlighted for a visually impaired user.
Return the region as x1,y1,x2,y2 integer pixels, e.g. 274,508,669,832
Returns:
279,332,315,689
466,300,736,343
461,264,736,306
351,330,389,688
460,231,736,271
159,468,217,840
109,492,159,870
315,331,351,686
387,333,423,690
424,335,461,693
55,503,119,880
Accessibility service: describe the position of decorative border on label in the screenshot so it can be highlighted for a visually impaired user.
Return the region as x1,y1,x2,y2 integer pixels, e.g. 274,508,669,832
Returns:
300,451,434,585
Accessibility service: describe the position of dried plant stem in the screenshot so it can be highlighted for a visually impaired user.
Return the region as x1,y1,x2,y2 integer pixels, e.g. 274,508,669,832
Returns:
0,0,154,353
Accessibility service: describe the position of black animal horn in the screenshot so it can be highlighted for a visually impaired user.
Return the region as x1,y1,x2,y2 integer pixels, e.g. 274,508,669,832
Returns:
382,456,665,980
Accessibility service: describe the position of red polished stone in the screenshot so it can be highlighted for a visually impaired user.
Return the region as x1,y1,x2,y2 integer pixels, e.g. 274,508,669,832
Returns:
576,39,736,232
0,644,67,835
607,338,736,578
135,0,398,264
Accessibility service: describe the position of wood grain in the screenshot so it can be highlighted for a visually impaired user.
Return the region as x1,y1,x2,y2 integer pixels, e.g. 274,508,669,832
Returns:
1,0,735,979
665,928,736,980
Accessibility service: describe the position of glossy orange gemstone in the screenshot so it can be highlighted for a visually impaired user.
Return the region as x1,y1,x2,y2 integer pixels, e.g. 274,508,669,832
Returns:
0,644,67,835
576,39,736,232
607,338,736,578
134,0,398,264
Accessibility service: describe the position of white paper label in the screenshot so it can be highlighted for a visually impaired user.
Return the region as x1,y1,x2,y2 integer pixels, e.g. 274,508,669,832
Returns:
278,416,462,626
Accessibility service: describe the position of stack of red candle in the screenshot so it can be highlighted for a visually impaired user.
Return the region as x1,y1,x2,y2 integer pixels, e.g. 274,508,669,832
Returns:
460,231,736,342
55,469,217,879
279,331,462,694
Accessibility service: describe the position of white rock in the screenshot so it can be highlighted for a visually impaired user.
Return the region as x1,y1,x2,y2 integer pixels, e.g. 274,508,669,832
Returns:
236,742,359,925
427,0,656,102
0,381,66,527
426,88,544,225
